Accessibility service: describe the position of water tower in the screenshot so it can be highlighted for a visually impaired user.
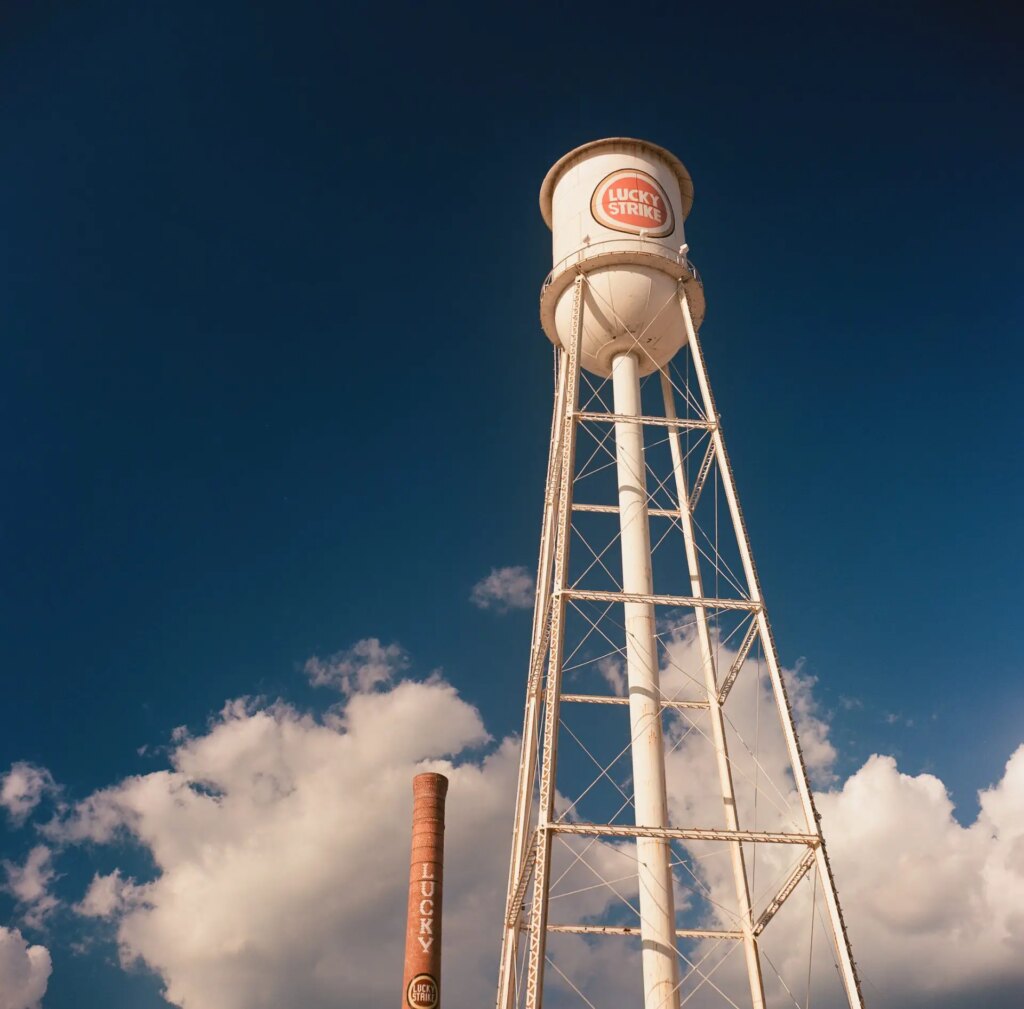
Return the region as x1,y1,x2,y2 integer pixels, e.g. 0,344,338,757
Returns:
495,139,863,1009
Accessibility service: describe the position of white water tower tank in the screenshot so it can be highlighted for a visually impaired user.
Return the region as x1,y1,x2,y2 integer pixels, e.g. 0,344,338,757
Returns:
539,138,705,377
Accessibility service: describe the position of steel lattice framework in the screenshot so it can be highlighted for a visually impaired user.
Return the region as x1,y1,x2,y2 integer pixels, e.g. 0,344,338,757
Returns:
495,276,864,1009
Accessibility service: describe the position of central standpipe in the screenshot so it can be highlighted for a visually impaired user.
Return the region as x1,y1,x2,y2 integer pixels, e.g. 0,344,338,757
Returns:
612,350,679,1008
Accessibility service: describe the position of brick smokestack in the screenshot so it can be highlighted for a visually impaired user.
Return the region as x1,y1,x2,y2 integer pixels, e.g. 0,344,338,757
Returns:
401,772,448,1009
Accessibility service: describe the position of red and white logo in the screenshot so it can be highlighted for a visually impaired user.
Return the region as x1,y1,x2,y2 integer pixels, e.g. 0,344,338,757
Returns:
407,974,439,1009
591,169,674,237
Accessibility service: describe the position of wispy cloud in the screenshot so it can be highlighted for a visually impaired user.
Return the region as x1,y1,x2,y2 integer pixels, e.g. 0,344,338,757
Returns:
597,656,626,696
470,566,534,612
303,637,410,695
0,763,56,827
73,870,141,920
2,846,59,929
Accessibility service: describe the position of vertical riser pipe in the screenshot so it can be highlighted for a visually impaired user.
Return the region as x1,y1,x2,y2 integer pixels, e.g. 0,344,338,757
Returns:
612,351,679,1009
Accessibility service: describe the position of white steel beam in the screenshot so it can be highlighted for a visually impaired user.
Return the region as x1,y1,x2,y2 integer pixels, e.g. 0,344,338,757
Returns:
496,345,571,1009
550,822,819,845
687,437,717,513
505,832,540,929
547,925,744,941
559,693,708,711
716,619,760,707
577,411,715,430
561,588,759,612
752,848,816,937
522,276,585,1009
572,503,682,518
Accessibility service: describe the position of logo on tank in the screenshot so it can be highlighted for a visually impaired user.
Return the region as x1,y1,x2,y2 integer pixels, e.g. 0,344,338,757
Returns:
591,169,674,238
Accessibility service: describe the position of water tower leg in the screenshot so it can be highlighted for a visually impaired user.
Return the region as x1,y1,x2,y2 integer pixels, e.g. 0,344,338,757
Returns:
611,351,679,1009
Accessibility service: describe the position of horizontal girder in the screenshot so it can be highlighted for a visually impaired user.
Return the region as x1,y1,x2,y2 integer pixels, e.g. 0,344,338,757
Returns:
572,503,682,518
559,693,708,710
560,588,759,612
576,411,715,431
547,924,744,940
549,822,820,845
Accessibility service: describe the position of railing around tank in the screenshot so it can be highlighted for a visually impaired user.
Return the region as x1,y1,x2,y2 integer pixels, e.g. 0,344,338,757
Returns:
542,238,702,292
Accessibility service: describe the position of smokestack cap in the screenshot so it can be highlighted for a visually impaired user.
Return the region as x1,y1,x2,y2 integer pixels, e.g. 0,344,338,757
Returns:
412,772,449,799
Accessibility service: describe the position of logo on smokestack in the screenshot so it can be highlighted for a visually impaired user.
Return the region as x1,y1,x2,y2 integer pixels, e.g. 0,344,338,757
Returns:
591,169,674,238
406,973,439,1009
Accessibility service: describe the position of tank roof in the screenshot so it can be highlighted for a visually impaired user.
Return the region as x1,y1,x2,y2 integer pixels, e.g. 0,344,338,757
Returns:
540,137,694,228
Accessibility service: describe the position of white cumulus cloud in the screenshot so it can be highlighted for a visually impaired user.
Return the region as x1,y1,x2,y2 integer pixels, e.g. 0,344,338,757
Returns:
0,926,51,1009
470,566,534,612
52,679,507,1009
817,747,1024,1006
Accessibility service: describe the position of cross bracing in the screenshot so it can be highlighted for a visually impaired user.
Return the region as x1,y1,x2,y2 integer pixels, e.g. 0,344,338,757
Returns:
496,275,863,1009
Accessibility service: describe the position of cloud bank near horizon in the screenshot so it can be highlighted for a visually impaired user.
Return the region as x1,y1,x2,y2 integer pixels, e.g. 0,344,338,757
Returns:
1,637,1022,1009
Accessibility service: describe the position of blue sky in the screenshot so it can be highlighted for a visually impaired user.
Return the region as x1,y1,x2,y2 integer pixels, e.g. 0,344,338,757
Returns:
1,3,1022,1008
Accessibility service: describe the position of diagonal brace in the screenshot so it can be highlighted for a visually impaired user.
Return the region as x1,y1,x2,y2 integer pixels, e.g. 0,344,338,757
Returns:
717,619,761,705
753,848,817,936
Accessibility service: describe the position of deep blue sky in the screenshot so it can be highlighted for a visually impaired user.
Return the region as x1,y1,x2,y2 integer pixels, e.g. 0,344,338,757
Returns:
1,2,1021,1005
